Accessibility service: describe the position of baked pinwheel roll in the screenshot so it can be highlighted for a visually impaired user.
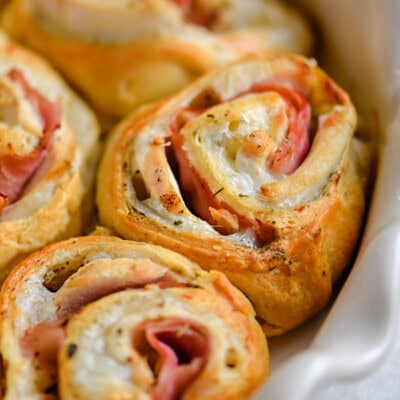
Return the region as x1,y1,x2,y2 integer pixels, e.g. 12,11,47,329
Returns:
97,54,369,336
0,236,269,399
0,31,99,282
2,0,312,119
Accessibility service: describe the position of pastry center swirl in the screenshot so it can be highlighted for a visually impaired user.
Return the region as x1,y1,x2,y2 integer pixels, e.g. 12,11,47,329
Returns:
0,69,61,212
167,84,311,244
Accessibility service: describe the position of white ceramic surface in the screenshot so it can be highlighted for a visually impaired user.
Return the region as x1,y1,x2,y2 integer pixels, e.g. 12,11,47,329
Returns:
255,0,400,398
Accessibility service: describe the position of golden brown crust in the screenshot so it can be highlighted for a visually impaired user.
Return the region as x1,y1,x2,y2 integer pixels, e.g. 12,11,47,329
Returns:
96,54,370,335
2,0,312,119
0,31,100,283
0,235,269,399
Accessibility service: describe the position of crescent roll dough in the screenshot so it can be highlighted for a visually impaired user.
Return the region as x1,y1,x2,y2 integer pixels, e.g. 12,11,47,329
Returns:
0,31,99,282
2,0,312,119
0,235,269,399
96,54,370,336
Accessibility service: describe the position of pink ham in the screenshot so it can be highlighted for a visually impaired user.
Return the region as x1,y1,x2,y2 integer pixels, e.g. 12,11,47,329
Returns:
169,0,216,28
140,319,209,400
253,83,311,174
170,107,215,222
20,319,67,377
55,270,191,318
0,69,61,207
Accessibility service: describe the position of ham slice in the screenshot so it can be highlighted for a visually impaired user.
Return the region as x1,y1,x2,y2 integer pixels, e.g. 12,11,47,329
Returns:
139,319,208,400
169,0,216,28
55,270,190,318
170,109,213,220
0,69,61,207
20,319,67,377
255,84,311,174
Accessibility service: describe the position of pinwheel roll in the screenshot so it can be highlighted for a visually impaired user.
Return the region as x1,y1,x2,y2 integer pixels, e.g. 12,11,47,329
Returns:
0,236,269,400
0,32,99,282
2,0,312,119
97,54,370,336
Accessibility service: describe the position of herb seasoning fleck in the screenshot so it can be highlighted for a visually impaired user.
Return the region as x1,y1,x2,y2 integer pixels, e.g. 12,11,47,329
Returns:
213,187,225,196
67,343,78,358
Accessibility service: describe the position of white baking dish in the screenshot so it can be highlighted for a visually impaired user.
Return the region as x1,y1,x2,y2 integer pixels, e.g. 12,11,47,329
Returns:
255,0,400,398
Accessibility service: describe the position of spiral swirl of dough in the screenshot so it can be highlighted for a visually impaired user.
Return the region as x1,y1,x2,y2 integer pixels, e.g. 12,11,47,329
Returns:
0,32,99,282
2,0,312,118
0,236,268,399
97,54,369,335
